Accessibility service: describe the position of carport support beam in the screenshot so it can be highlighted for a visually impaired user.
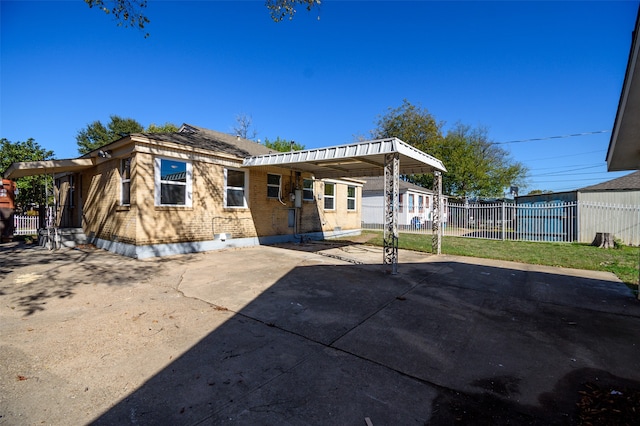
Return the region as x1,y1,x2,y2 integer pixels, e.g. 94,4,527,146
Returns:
383,152,399,274
432,171,442,255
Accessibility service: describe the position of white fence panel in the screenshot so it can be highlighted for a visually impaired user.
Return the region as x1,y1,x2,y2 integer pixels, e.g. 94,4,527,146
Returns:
13,215,39,235
362,200,639,246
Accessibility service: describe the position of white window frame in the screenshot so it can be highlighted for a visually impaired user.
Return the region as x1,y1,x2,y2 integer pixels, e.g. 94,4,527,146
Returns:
267,173,281,199
121,157,131,206
154,157,192,207
323,182,335,210
347,185,356,211
303,178,314,201
224,168,248,208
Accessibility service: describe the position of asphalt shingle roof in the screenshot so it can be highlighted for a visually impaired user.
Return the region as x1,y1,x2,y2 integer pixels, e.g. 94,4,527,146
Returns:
579,171,640,191
179,124,272,157
139,132,253,158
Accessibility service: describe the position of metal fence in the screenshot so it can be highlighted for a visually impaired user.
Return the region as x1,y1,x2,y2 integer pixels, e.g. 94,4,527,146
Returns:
13,215,39,235
362,201,640,246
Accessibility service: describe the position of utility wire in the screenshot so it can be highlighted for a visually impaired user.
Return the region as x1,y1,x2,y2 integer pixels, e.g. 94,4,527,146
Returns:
494,130,609,145
525,149,605,162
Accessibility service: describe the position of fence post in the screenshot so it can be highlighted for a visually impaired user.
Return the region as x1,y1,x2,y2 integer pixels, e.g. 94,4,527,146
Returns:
501,202,506,241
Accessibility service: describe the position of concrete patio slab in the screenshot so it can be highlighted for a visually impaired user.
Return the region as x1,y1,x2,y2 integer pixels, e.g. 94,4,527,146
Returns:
1,241,638,425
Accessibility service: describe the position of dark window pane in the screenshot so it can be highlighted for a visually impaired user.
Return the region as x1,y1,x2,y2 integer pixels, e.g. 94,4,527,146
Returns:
161,183,185,205
348,199,355,210
324,197,334,210
267,186,280,198
227,170,244,187
227,188,245,207
122,182,130,205
324,184,334,196
347,186,355,197
267,174,280,185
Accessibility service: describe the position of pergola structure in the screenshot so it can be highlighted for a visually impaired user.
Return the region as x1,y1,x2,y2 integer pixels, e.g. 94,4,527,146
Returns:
243,138,447,274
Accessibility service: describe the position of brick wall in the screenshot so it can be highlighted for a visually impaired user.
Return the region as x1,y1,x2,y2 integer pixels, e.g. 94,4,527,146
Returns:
81,147,362,248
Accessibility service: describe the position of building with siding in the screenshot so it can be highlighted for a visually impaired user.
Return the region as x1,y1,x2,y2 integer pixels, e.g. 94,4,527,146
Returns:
516,171,640,245
361,176,447,228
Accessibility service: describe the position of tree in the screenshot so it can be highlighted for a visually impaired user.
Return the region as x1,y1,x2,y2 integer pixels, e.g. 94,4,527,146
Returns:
372,99,445,153
146,122,179,133
266,0,322,22
84,0,321,37
84,0,150,37
0,138,55,210
527,189,553,195
76,116,179,155
372,100,528,199
232,114,258,140
264,137,305,152
76,115,144,154
438,123,528,198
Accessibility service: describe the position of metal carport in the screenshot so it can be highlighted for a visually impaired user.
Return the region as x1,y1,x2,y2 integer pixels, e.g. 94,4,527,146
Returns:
243,137,447,274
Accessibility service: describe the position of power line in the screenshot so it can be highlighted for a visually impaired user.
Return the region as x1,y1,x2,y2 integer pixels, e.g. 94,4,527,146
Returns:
531,165,603,177
525,149,605,162
495,130,609,145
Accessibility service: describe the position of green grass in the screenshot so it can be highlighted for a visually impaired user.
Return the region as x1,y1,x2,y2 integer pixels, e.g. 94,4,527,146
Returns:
352,231,640,290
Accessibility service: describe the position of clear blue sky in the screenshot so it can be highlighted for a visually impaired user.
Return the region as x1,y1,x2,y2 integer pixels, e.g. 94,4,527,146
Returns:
1,1,638,194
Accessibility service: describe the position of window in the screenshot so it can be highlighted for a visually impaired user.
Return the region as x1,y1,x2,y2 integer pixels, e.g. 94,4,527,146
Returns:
121,158,131,205
225,168,247,208
418,195,424,213
347,185,356,211
408,194,415,213
323,182,335,210
303,179,314,201
267,173,281,198
154,157,192,206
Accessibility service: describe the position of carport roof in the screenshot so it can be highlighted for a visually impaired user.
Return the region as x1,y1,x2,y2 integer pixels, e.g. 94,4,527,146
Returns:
3,158,95,179
242,138,446,179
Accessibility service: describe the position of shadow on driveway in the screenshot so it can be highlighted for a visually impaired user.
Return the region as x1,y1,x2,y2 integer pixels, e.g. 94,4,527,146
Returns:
90,248,640,425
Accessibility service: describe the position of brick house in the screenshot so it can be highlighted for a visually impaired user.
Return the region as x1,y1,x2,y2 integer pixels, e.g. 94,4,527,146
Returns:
4,124,364,258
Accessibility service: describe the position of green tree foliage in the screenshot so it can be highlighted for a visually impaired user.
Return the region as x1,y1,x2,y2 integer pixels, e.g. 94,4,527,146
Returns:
372,100,528,199
76,115,144,155
146,122,179,133
0,138,55,209
264,137,305,152
372,99,444,152
439,123,528,198
84,1,321,37
84,0,150,37
266,0,322,21
527,189,553,195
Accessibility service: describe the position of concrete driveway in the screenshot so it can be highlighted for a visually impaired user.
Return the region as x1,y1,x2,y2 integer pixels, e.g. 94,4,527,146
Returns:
1,241,639,425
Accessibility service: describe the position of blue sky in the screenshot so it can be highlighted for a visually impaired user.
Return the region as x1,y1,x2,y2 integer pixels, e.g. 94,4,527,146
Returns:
1,0,638,194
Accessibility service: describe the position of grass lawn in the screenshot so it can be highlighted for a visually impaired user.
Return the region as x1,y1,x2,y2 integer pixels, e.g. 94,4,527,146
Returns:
353,231,639,291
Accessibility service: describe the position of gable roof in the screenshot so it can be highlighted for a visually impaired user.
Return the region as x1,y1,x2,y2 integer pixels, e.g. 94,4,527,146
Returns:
579,170,640,191
179,123,272,157
360,176,435,194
